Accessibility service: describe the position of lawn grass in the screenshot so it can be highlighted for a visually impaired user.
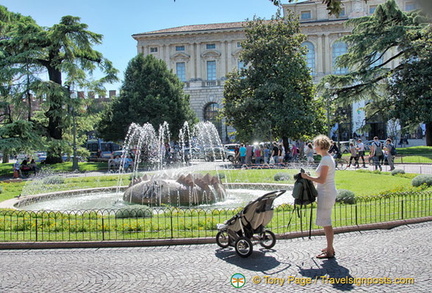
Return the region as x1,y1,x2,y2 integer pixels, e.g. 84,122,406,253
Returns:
0,168,428,205
0,190,430,242
0,163,430,242
0,162,109,177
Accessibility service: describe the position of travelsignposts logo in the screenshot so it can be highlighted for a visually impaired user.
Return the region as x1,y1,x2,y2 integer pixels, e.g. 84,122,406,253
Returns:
230,273,246,288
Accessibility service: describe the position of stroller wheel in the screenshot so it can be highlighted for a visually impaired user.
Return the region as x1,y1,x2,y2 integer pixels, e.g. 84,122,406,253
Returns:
259,230,276,249
235,237,253,258
216,231,230,248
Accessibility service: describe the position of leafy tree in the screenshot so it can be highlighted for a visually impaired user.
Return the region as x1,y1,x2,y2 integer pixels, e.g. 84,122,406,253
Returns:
223,10,325,148
0,5,118,163
320,0,432,144
97,54,197,142
388,25,432,145
0,6,46,162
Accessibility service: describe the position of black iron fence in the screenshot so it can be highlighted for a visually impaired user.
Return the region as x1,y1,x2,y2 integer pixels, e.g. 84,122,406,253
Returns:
0,191,430,243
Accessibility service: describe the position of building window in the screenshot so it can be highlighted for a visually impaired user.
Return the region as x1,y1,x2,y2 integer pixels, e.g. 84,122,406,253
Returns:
405,2,416,11
203,102,222,137
332,41,348,74
150,47,158,53
300,11,312,20
207,61,216,80
302,42,315,75
175,45,185,51
369,5,377,14
176,62,186,82
339,7,346,17
206,43,216,50
237,42,242,48
204,102,220,121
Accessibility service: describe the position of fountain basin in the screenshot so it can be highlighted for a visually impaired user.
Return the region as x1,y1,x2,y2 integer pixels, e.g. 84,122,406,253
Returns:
123,173,226,206
5,184,293,211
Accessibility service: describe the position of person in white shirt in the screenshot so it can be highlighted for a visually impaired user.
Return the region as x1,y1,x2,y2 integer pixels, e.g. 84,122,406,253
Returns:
356,139,366,168
301,135,337,259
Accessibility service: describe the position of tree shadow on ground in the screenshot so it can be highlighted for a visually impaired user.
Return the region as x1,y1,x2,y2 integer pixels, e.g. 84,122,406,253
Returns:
297,258,354,291
215,247,291,274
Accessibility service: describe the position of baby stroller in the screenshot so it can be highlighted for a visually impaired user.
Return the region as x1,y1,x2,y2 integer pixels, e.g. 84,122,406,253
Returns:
216,190,286,258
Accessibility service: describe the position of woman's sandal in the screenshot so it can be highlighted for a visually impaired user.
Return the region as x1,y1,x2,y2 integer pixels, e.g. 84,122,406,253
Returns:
316,251,335,259
321,248,336,255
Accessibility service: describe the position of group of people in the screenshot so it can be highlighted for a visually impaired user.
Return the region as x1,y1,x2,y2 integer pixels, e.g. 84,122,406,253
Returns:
368,137,396,171
13,158,38,177
327,137,396,171
108,155,133,171
234,141,304,165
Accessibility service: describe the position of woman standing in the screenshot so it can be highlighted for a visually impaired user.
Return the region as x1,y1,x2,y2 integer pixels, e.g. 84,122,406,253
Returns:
301,135,337,258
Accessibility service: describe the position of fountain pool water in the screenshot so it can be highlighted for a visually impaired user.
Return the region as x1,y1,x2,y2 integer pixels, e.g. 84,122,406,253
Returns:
15,121,295,212
19,188,294,211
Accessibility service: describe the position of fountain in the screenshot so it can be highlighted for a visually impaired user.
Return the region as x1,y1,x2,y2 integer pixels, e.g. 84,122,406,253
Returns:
10,121,294,211
118,121,228,206
123,173,226,206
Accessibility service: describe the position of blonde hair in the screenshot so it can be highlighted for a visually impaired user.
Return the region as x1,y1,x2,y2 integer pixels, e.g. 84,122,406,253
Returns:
313,135,332,151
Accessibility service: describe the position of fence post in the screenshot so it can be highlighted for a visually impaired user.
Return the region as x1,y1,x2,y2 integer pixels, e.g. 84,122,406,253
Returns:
101,217,105,241
170,210,174,239
401,199,404,220
355,204,358,226
35,215,38,242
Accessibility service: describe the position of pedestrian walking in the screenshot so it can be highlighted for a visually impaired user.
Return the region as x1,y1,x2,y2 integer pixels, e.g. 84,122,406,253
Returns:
356,139,367,168
348,142,359,168
370,136,383,171
384,138,395,171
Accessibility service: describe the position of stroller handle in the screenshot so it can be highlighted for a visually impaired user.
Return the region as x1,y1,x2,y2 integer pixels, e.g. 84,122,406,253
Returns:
257,189,286,201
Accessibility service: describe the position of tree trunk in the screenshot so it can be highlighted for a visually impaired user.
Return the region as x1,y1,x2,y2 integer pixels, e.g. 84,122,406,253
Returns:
426,122,432,146
282,136,290,158
44,64,64,164
2,150,9,164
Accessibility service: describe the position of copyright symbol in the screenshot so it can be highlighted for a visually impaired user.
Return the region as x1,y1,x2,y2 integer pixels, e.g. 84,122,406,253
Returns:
252,276,261,284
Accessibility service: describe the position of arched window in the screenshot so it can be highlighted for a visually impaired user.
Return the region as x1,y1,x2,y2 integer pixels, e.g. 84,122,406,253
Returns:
332,41,348,74
302,41,315,75
203,102,222,137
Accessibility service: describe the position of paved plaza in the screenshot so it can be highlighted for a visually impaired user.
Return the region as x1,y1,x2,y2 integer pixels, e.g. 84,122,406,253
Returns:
0,221,430,292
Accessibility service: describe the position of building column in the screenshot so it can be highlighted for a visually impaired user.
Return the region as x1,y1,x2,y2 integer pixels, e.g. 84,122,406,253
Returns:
195,42,202,79
317,34,324,77
221,41,231,77
323,33,331,75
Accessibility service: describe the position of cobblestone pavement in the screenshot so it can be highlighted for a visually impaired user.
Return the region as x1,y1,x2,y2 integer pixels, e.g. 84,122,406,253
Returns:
0,222,430,293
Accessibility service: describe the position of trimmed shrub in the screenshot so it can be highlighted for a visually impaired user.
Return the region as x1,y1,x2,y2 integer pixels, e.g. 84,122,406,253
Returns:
274,172,290,181
412,174,432,187
115,207,153,219
336,189,356,204
42,176,65,185
391,169,405,176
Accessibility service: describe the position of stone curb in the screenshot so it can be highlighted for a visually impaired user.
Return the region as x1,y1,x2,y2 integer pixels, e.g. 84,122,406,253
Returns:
0,216,430,250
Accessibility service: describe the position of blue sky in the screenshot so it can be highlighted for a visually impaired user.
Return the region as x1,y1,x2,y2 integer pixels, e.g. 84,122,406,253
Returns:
2,0,297,90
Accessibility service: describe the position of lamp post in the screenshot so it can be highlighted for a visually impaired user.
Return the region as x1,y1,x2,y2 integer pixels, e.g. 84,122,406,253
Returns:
69,87,79,171
324,82,332,138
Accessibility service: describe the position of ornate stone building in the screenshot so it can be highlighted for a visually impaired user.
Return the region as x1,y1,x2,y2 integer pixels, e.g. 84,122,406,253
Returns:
132,0,418,142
